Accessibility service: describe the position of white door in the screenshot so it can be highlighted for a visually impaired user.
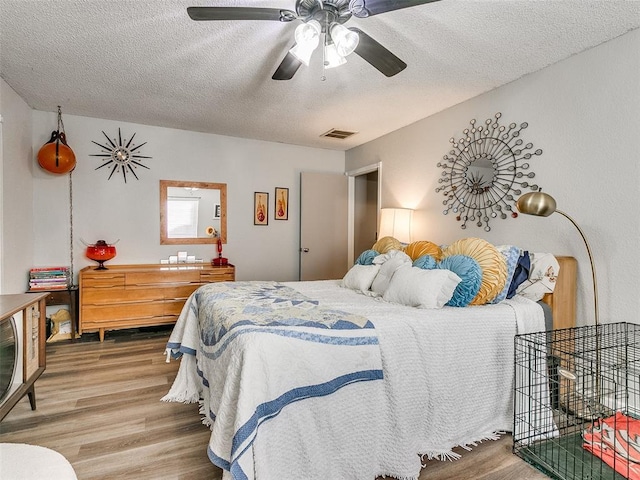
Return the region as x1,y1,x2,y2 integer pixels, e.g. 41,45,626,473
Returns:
300,172,348,280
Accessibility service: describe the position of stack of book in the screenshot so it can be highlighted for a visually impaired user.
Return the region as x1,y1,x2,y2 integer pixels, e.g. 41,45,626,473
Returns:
28,266,71,291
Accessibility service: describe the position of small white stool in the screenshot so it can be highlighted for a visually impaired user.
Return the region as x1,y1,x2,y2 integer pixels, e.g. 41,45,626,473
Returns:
0,443,77,479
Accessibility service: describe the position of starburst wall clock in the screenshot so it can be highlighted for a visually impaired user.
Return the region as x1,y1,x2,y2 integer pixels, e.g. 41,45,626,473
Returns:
91,128,151,182
435,112,543,231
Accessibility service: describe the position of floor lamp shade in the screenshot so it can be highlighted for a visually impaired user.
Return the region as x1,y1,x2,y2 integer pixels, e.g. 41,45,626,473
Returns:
379,208,413,244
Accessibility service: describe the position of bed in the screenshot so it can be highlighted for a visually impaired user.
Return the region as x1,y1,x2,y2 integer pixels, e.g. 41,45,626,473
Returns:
163,244,576,480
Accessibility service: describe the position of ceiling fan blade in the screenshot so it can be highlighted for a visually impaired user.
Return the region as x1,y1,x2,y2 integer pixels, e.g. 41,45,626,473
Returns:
349,0,441,18
349,28,407,77
187,7,296,22
272,50,303,80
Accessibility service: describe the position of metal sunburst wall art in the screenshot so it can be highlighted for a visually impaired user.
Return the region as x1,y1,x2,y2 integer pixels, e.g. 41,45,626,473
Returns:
91,128,151,182
435,112,543,231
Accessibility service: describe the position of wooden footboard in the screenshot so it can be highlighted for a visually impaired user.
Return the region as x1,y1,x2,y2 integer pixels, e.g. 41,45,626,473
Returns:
541,256,577,330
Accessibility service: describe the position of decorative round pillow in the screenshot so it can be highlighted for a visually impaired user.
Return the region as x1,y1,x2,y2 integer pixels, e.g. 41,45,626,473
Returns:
442,237,507,305
355,249,379,266
436,255,482,307
412,254,437,270
404,241,443,262
372,236,403,254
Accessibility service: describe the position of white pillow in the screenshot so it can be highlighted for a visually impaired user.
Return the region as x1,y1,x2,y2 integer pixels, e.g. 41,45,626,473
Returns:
341,264,381,293
370,250,412,296
516,252,560,301
383,265,461,309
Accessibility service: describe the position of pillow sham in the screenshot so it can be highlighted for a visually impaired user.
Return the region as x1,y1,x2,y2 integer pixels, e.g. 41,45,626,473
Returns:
372,236,403,254
516,252,560,301
413,254,437,270
436,255,482,307
507,251,531,299
371,250,412,296
383,265,461,309
442,237,507,305
404,241,443,262
341,264,381,293
490,245,522,304
355,249,379,266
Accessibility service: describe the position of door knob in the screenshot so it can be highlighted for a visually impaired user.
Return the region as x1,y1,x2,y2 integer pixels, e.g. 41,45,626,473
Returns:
301,248,310,253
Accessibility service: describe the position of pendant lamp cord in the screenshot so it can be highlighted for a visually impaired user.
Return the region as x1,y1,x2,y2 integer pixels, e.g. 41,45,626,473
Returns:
57,105,65,135
69,170,74,287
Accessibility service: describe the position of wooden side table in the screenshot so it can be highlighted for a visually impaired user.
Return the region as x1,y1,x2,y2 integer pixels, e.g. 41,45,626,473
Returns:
27,287,79,341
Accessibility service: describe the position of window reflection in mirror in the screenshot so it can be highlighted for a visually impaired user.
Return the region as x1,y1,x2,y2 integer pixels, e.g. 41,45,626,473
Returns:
160,180,227,245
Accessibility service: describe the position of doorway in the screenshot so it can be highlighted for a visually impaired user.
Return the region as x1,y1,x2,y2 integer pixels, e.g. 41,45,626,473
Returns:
347,163,381,265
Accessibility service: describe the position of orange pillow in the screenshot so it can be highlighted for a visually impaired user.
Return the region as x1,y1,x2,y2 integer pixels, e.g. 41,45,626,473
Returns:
404,241,443,262
442,238,507,305
372,236,403,254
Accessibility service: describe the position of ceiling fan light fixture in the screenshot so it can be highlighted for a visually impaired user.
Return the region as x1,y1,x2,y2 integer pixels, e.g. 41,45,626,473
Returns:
290,20,321,66
289,43,316,66
324,43,347,69
330,23,359,57
294,19,321,45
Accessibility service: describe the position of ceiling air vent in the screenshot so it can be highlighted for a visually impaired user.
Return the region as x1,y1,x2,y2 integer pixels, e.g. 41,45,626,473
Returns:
321,129,358,140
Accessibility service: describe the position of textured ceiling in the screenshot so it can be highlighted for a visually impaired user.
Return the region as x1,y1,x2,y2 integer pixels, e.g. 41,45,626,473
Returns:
1,1,638,151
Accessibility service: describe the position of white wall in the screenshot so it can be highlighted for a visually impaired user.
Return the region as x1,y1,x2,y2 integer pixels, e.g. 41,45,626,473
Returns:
346,29,640,327
31,113,344,283
0,79,35,293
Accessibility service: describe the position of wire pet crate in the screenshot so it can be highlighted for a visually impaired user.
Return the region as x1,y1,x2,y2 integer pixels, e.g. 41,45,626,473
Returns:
514,322,640,480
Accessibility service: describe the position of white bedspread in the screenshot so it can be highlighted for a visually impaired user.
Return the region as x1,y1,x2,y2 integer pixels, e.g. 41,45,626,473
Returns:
163,280,547,480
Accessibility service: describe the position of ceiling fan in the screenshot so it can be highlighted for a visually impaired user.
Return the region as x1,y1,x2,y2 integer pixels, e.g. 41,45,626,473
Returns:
187,0,441,80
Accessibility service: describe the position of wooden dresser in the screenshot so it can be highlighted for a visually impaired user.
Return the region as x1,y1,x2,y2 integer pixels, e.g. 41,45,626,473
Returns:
79,263,235,341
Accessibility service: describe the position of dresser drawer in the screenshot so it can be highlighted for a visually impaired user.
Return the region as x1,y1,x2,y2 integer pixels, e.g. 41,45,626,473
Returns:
82,287,163,305
164,299,190,317
126,270,201,286
201,268,234,283
83,302,166,322
82,274,125,288
163,284,202,301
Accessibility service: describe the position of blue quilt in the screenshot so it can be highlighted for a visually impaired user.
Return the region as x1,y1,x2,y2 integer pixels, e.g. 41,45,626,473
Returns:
164,281,383,480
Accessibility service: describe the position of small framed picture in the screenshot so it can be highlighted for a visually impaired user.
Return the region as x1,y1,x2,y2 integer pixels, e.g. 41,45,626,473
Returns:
254,192,269,225
214,204,221,219
275,187,289,220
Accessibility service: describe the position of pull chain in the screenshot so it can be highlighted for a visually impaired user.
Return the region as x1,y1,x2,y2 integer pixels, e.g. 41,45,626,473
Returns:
321,32,327,81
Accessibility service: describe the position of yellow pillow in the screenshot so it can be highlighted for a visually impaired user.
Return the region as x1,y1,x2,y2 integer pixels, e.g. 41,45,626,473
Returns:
442,238,507,305
404,241,443,262
372,236,403,254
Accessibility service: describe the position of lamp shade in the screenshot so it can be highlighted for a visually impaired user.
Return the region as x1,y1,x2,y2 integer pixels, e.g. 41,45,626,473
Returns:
330,23,359,57
379,208,413,244
290,20,321,66
37,131,76,174
516,191,557,217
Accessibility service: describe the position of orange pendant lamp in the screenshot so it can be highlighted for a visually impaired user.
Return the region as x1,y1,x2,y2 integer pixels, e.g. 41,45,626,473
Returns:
37,106,76,174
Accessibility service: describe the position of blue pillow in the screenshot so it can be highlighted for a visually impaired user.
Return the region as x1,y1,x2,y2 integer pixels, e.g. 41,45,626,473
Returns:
507,251,531,299
413,254,437,270
355,249,379,266
491,245,521,304
436,255,482,307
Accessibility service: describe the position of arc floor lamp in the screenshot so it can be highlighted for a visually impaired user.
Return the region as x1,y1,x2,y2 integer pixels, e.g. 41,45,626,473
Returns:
516,191,599,327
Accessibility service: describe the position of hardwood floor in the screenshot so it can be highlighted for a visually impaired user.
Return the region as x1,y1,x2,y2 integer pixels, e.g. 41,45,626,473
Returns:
0,329,549,479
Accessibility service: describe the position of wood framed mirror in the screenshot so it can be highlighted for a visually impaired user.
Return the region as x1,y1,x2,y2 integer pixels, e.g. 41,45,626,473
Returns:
160,180,227,245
